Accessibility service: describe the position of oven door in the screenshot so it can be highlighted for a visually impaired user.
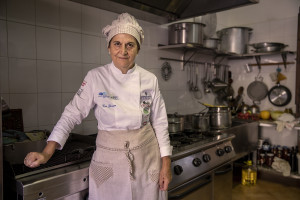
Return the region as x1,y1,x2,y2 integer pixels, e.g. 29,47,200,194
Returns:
213,162,233,200
168,171,213,200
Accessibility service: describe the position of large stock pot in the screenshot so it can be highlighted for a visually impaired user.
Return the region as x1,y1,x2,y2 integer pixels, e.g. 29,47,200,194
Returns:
168,22,205,45
217,27,252,54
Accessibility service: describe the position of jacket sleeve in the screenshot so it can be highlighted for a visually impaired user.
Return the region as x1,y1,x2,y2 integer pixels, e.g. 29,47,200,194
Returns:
150,77,173,157
47,71,95,149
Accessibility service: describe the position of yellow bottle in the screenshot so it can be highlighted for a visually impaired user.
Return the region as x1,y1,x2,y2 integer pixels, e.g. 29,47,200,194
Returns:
241,160,257,186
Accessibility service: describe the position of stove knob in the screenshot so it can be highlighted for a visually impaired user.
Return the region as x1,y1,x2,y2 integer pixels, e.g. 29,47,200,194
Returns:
192,158,202,167
202,154,211,163
174,165,183,175
224,146,232,153
216,149,225,156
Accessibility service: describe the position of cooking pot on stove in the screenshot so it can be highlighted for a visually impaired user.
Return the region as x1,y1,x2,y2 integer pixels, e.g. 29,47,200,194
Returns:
168,113,184,133
192,112,210,132
209,107,232,130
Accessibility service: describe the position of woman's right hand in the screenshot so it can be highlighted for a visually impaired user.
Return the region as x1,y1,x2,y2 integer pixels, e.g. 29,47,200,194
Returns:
24,141,58,168
24,152,51,168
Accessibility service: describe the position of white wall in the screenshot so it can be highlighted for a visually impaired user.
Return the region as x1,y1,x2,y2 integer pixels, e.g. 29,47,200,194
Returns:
0,0,299,147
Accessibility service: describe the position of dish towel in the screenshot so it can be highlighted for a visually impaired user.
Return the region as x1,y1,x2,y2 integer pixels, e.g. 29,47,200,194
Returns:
271,157,291,176
274,113,299,132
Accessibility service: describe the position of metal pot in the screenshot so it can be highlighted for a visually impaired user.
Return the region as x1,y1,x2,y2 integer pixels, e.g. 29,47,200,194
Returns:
217,27,252,54
168,22,205,45
203,38,219,49
209,107,232,130
192,113,210,132
168,113,184,133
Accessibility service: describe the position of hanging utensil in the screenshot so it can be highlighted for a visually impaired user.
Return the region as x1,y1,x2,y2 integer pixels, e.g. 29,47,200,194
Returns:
268,82,292,107
247,75,268,104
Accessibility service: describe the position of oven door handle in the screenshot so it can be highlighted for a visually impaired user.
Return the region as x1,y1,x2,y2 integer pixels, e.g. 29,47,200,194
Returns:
168,174,212,199
214,163,232,175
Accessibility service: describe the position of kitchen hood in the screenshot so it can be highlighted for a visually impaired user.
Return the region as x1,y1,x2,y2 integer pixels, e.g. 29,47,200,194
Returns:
70,0,259,24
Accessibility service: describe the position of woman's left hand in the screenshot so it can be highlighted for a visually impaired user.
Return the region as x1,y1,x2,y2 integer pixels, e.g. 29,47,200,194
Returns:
159,156,172,191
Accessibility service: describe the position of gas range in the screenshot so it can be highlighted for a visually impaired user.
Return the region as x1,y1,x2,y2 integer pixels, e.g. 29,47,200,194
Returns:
169,131,236,190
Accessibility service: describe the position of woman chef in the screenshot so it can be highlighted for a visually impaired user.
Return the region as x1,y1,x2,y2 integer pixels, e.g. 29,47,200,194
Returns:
24,13,173,200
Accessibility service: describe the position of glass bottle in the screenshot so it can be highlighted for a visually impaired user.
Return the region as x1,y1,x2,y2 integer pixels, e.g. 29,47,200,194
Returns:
241,160,257,186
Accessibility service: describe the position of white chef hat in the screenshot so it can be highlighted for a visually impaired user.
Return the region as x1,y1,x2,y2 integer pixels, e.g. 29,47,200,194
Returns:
102,13,144,48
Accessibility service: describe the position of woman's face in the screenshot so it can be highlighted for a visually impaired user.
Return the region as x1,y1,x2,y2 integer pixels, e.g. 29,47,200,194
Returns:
108,33,139,74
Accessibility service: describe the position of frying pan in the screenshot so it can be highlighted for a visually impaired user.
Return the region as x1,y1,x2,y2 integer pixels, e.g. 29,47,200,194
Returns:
247,76,268,104
268,83,292,107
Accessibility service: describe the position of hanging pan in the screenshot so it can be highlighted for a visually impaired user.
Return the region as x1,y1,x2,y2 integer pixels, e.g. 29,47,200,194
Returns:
247,75,268,104
268,82,291,107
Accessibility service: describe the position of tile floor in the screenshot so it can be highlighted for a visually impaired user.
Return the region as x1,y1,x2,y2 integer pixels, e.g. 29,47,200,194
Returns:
232,179,300,200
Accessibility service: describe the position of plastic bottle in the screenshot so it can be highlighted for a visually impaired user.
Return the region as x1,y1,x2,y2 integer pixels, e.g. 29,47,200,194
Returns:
241,160,257,186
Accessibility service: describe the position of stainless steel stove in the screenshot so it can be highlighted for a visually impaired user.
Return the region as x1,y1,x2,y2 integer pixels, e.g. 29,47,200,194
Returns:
168,130,236,200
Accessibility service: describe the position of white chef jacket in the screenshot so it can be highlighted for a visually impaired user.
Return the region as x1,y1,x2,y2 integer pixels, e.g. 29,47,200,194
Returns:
48,63,172,157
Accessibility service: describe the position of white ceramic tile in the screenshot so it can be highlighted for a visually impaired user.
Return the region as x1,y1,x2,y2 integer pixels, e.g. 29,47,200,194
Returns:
135,50,145,67
82,5,101,36
98,9,118,33
82,120,98,134
38,93,62,126
100,37,111,65
10,93,38,128
36,27,60,61
60,0,81,32
143,47,160,69
0,20,7,56
160,90,178,114
7,22,36,59
61,62,82,92
0,57,9,93
7,0,35,25
82,34,101,64
37,60,61,92
83,63,99,77
0,0,6,20
61,31,81,62
9,58,37,93
36,0,60,29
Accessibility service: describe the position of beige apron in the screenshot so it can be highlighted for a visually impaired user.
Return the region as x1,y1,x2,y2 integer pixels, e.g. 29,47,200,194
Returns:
88,124,168,200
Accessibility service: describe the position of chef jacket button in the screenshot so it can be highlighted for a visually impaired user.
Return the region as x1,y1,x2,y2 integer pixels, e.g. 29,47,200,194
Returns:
124,141,130,148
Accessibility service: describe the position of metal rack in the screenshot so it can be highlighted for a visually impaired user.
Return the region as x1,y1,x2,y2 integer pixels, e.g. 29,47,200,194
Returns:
158,43,296,70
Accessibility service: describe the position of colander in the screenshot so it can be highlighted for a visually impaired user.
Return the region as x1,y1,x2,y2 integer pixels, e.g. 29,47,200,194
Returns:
247,76,268,104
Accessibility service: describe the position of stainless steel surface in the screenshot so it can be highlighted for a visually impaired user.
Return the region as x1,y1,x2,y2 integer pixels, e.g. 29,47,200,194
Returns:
169,133,236,190
169,170,213,200
217,27,253,54
16,162,89,200
69,0,259,24
268,84,292,107
213,162,233,200
251,42,287,53
229,120,259,160
4,133,95,200
168,22,205,45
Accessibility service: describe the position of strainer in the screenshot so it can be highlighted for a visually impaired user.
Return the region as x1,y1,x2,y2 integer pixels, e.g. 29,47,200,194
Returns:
247,76,268,104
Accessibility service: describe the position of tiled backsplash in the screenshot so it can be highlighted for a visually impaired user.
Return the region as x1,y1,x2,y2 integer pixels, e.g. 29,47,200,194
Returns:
0,0,299,143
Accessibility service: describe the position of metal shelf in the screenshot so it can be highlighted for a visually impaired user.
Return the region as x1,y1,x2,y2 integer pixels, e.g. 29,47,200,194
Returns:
158,43,296,70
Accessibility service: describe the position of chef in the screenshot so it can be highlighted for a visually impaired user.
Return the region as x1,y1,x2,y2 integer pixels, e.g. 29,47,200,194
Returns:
24,13,172,200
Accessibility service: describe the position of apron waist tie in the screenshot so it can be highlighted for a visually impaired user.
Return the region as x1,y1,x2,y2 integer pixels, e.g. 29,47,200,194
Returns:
125,149,134,180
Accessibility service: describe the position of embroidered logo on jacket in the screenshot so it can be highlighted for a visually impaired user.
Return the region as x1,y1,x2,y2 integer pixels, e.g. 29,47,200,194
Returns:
98,92,119,100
